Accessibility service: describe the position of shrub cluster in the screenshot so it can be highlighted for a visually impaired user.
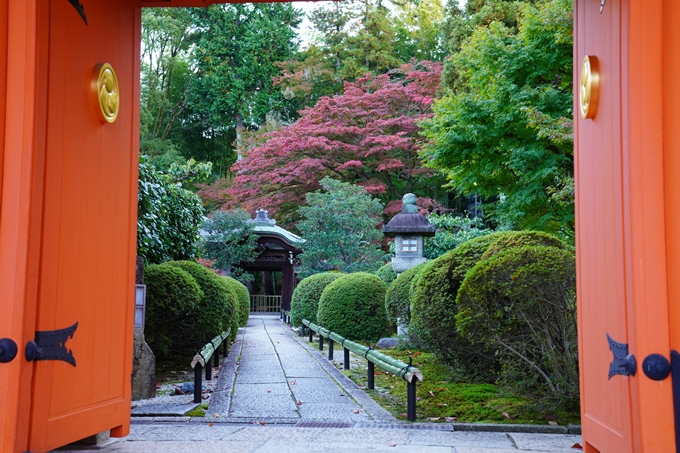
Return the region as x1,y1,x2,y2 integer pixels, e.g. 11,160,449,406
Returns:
144,260,244,359
144,263,203,359
374,263,398,286
290,272,342,326
384,263,424,326
406,230,577,405
317,272,391,342
457,245,577,405
222,276,250,327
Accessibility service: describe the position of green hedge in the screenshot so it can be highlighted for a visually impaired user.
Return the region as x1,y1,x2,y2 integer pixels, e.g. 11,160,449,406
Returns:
456,245,578,405
290,272,342,326
374,263,398,286
384,263,424,326
144,263,203,359
480,230,568,261
408,243,498,379
223,276,250,327
167,260,236,344
317,272,390,342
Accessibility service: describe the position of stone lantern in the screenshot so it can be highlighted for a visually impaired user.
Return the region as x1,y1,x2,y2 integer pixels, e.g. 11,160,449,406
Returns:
382,193,436,274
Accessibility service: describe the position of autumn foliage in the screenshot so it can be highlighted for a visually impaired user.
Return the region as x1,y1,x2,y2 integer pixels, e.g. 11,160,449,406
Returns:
228,62,443,220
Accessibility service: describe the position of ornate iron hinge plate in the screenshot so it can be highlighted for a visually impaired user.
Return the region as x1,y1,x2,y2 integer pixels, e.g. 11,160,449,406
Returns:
607,333,636,379
26,322,78,366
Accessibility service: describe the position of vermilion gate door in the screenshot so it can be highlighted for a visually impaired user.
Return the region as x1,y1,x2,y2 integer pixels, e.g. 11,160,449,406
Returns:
575,1,676,452
0,1,139,452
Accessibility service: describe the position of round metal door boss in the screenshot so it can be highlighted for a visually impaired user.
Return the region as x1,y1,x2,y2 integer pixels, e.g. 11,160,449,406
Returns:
580,55,600,119
92,63,120,123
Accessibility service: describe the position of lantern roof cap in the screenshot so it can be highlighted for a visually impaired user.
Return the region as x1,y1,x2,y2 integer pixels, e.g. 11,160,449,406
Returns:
382,194,436,237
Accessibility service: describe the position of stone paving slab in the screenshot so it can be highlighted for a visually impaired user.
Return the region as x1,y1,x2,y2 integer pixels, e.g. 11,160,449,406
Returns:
54,423,583,453
229,396,299,418
130,403,200,417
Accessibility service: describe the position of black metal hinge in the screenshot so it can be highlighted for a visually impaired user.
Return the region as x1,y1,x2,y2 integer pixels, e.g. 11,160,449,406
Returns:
25,322,78,366
607,333,637,379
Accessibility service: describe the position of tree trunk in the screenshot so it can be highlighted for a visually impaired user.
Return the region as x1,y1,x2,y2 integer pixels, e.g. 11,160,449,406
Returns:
235,112,244,161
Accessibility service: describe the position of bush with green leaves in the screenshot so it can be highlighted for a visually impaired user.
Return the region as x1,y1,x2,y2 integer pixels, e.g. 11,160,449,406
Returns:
317,272,391,342
137,156,205,264
223,276,250,327
480,230,569,260
456,245,577,406
290,272,343,327
374,263,398,286
408,243,500,379
167,260,236,344
423,214,492,259
144,263,203,359
384,263,425,326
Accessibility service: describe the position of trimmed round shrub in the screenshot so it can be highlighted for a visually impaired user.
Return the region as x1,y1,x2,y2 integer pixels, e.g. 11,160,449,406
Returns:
456,245,578,405
144,263,203,359
290,272,342,326
223,276,250,327
480,230,568,261
384,263,425,326
317,272,391,342
408,244,498,379
167,260,236,344
374,263,398,286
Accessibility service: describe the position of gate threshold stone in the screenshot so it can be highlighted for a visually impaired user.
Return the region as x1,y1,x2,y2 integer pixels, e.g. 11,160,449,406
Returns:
131,402,200,417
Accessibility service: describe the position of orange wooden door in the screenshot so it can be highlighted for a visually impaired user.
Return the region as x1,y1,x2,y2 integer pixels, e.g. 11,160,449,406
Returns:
576,1,676,452
23,1,140,451
1,1,139,450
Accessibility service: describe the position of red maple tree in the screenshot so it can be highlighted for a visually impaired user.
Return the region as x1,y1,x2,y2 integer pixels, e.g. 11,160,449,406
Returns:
227,61,443,221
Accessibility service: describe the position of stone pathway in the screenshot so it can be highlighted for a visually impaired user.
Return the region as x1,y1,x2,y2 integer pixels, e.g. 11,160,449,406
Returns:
55,314,583,452
207,314,395,423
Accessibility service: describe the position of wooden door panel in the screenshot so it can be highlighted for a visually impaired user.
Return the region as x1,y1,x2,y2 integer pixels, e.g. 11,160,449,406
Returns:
27,1,139,451
575,0,633,450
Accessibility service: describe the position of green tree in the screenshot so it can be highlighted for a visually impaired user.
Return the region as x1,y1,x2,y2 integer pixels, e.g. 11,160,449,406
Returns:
296,178,385,278
393,0,446,62
421,0,573,238
137,156,205,264
188,4,302,158
140,8,194,170
200,209,259,282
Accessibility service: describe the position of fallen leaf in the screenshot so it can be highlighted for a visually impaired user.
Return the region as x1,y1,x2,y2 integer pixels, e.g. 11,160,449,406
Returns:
444,417,456,422
390,386,395,389
290,380,296,385
571,443,583,450
353,409,360,414
213,413,220,418
429,391,435,397
428,417,441,421
438,381,447,383
502,412,512,420
374,371,381,375
548,421,558,426
208,423,214,427
416,397,422,401
253,421,260,425
387,443,397,447
436,403,448,407
400,413,408,418
267,390,271,393
297,400,303,406
260,422,266,426
436,387,446,391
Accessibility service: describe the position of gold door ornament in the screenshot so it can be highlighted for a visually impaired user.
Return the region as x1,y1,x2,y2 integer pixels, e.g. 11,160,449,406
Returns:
92,63,119,123
580,55,600,119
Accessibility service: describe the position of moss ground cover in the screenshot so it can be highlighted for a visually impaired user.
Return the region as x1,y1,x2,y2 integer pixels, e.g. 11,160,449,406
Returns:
331,346,580,425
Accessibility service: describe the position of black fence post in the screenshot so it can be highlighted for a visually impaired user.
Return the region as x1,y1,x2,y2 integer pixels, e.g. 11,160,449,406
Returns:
206,360,212,380
319,335,324,351
308,328,313,342
214,348,220,368
288,315,292,327
301,325,306,336
194,364,203,404
367,361,374,390
328,339,334,360
344,348,350,370
407,379,417,421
